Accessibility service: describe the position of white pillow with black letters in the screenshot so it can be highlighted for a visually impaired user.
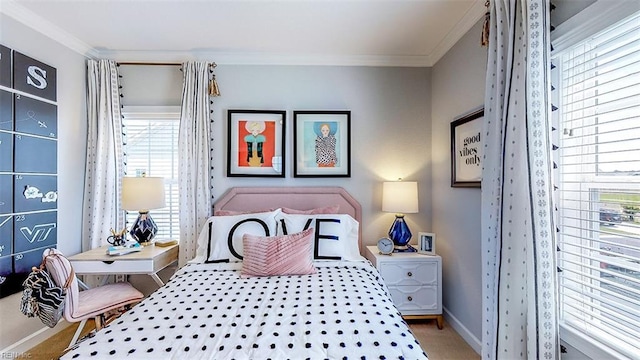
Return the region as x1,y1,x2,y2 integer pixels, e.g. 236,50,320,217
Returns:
277,213,363,261
192,210,280,263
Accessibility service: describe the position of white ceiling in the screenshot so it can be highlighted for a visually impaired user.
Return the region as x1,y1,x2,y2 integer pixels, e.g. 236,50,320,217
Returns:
2,0,486,66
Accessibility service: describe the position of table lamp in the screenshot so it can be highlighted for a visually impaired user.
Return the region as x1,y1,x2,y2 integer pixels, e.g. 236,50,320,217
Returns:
382,180,419,251
121,176,166,245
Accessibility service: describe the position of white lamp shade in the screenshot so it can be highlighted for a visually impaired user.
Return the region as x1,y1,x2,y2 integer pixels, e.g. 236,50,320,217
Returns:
382,181,419,214
121,177,166,211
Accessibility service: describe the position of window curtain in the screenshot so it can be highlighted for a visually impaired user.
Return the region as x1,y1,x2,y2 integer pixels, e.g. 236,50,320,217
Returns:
481,1,559,359
178,61,213,267
82,59,125,250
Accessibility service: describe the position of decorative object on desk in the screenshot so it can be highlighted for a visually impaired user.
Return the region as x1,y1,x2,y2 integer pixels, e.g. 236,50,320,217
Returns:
107,242,142,256
450,108,483,188
121,176,166,245
155,239,178,247
377,237,394,255
106,227,127,246
418,232,436,255
382,179,419,252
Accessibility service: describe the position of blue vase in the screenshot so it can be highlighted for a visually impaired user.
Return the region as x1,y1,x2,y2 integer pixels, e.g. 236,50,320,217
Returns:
129,211,158,244
388,215,412,248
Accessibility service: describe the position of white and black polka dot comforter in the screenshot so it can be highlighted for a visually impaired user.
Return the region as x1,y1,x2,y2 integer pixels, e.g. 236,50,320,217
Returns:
62,261,428,360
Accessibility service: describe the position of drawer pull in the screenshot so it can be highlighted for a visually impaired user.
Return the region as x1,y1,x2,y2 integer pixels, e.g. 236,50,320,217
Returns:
407,296,413,302
101,261,115,265
407,271,413,277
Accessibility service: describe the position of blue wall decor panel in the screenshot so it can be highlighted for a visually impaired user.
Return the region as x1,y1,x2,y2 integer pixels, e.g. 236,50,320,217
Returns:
13,211,57,253
0,215,12,257
0,89,12,131
14,175,57,212
0,175,12,214
0,45,10,88
14,94,57,138
0,132,12,172
14,248,45,274
14,135,57,174
0,255,17,298
0,45,57,299
12,51,56,102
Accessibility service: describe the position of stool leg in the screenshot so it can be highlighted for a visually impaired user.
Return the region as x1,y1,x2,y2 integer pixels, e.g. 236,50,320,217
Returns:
94,315,104,330
68,319,87,349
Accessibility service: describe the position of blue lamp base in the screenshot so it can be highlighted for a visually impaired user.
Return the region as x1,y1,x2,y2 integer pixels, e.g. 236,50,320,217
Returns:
388,214,412,251
129,211,158,245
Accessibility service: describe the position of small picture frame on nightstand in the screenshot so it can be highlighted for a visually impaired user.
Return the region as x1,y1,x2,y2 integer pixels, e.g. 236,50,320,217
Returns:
418,232,436,255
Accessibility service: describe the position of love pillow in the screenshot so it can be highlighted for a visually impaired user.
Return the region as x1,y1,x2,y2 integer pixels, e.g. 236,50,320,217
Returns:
192,210,280,263
277,213,362,261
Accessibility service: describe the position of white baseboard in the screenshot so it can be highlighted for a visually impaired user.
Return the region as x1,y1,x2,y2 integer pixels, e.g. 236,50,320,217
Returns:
0,320,70,355
443,306,482,355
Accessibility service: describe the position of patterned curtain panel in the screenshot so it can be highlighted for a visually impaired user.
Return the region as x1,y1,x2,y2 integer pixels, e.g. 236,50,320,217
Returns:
178,61,213,267
481,1,559,359
83,59,125,250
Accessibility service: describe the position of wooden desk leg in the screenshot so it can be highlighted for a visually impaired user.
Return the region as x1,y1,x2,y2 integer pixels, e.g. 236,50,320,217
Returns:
436,315,444,329
150,273,165,287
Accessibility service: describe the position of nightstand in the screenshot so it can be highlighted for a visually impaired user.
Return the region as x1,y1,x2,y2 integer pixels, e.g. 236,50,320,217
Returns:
365,245,443,329
68,243,179,287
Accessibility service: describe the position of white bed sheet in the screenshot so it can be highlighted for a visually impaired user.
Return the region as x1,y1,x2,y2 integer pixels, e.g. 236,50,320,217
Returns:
62,261,428,360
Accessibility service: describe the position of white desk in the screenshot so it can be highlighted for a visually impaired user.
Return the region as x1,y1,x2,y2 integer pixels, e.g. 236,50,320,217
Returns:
68,243,179,287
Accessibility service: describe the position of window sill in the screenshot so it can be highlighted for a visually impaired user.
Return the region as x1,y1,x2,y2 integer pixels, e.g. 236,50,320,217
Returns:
560,324,630,360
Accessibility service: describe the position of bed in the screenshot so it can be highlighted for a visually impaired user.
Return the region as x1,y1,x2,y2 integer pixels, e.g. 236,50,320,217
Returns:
62,187,428,359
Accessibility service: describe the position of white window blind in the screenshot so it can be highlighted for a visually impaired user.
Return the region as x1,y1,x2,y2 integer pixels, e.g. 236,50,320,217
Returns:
555,10,640,359
122,106,180,240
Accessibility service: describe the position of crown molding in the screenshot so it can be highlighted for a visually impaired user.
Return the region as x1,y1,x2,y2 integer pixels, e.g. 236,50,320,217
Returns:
428,0,486,66
2,0,483,67
1,0,99,58
105,50,432,67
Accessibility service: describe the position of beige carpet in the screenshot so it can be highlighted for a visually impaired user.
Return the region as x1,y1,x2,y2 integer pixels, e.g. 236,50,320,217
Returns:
407,319,480,360
26,318,478,359
26,319,96,360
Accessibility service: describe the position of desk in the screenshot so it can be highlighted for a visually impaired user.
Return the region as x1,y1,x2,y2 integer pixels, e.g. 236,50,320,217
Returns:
68,243,179,287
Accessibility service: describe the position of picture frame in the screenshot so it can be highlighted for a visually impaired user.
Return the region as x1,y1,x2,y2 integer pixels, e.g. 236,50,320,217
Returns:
293,111,351,177
227,110,285,177
418,232,436,255
451,108,483,188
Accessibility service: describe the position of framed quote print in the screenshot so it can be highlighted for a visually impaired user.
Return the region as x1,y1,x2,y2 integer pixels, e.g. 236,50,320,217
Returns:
451,108,483,188
227,110,285,177
293,110,351,178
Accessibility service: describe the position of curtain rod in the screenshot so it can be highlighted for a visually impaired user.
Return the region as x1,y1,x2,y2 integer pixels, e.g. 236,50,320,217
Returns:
116,61,217,68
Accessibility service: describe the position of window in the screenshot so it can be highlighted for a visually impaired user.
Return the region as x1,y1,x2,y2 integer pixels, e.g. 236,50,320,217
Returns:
122,106,180,240
554,8,640,359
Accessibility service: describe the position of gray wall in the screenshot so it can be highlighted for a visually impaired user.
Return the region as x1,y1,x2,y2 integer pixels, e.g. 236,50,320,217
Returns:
0,3,605,356
120,64,433,247
552,0,597,25
2,20,434,350
431,19,487,351
0,13,87,351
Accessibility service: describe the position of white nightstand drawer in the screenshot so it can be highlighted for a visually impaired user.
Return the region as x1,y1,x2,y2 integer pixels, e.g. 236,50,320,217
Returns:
379,261,438,286
388,285,439,312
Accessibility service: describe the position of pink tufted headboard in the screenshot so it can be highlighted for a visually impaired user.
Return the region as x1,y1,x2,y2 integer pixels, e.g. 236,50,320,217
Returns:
213,187,363,251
